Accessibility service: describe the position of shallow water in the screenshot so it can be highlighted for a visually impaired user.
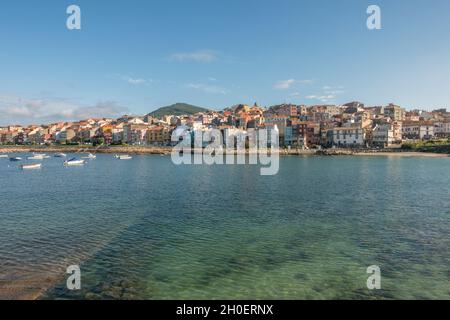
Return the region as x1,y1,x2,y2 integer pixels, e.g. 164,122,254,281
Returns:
0,154,449,299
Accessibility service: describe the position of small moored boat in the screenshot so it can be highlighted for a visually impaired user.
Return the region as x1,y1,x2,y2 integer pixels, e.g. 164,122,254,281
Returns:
54,153,67,158
28,155,46,160
34,153,50,158
20,163,42,170
0,154,8,158
82,153,96,159
64,158,86,166
116,155,133,160
9,157,22,162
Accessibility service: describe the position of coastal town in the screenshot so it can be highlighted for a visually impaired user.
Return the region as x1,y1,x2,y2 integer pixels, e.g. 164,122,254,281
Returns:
1,102,450,152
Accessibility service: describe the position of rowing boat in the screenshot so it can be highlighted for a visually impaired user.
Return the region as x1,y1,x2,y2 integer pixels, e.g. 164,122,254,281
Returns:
20,163,42,170
64,158,86,166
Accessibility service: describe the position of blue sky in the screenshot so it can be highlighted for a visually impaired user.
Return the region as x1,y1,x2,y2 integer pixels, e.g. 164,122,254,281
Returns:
1,0,450,124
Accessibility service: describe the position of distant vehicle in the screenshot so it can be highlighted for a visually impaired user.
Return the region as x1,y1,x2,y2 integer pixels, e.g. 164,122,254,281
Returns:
64,158,86,166
20,163,42,170
9,157,22,162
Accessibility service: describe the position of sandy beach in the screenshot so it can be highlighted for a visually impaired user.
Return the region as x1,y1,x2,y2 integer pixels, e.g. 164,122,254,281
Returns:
353,151,449,158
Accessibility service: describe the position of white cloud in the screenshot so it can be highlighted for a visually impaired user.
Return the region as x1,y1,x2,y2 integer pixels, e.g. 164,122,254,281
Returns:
73,101,129,119
325,90,344,95
187,83,227,95
305,85,344,103
306,94,336,103
124,77,148,85
0,94,129,125
275,79,313,90
322,85,344,95
109,74,152,86
275,79,296,90
169,50,218,63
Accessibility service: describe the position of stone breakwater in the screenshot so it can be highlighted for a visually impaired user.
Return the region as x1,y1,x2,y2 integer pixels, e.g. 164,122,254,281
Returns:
0,146,174,155
0,146,447,157
0,146,314,156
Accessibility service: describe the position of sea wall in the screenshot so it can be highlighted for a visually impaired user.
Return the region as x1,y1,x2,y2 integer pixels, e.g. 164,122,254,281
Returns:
1,145,447,156
0,145,317,155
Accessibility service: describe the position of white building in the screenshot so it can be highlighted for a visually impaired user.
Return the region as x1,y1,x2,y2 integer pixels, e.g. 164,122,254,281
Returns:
223,127,248,148
332,126,365,147
445,121,450,136
192,121,205,131
402,122,435,140
112,128,124,143
372,124,395,147
127,117,146,125
434,121,450,137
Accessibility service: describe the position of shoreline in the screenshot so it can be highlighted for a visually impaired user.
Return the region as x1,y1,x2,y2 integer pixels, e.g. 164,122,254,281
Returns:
352,151,448,158
354,151,450,158
0,146,448,158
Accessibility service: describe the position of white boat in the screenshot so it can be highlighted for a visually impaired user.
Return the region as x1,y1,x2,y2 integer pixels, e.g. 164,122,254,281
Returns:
28,155,46,160
82,153,96,159
0,154,8,158
64,158,86,166
54,153,67,158
20,163,42,170
116,155,133,160
9,157,22,162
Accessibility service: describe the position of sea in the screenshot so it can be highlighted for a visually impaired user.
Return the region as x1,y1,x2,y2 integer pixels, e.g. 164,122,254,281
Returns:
0,153,449,299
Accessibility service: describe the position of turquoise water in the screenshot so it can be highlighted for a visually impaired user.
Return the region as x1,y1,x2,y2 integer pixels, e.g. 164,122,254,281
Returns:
0,154,449,299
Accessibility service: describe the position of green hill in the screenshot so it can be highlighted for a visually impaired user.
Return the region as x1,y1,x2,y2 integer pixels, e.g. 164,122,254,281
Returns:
149,103,210,118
